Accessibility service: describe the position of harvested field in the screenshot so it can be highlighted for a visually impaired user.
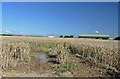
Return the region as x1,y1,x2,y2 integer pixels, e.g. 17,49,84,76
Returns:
0,36,120,78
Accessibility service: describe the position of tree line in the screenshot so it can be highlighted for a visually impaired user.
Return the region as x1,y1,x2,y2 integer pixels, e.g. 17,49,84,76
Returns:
60,35,73,38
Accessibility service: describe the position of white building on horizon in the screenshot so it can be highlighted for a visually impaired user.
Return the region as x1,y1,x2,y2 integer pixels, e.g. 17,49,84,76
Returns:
48,36,55,38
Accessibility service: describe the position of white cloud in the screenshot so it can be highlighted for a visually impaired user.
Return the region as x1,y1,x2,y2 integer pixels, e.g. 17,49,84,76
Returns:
5,30,12,33
20,33,23,35
95,31,99,34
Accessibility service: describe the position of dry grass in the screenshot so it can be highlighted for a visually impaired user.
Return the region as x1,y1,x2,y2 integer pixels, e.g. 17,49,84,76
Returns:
1,36,119,76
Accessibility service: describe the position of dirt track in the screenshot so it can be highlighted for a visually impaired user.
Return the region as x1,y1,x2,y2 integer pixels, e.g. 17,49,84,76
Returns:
3,52,107,77
1,36,119,78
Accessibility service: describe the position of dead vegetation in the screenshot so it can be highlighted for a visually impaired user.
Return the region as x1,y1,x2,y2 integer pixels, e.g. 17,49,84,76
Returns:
0,36,119,78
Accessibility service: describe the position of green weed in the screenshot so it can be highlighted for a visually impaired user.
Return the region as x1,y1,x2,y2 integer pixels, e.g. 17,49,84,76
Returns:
55,62,77,73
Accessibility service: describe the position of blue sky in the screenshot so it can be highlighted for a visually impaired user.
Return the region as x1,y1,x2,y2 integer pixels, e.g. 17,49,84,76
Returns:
2,2,118,38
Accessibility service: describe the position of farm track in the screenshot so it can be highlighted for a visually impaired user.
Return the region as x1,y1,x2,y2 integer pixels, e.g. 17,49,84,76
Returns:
2,53,105,77
0,36,119,78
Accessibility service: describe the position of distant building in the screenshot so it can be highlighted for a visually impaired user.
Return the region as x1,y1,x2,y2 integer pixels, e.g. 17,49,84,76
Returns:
48,36,55,38
78,35,109,39
109,38,113,40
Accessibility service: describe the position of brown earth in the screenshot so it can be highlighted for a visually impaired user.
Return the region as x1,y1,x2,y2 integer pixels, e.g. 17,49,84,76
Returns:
2,52,107,77
1,36,118,78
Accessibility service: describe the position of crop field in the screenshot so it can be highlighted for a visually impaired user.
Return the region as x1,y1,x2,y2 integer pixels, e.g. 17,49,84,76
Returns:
0,36,120,78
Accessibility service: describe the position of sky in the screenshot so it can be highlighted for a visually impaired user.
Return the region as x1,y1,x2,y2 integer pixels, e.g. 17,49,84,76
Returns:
2,2,118,38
